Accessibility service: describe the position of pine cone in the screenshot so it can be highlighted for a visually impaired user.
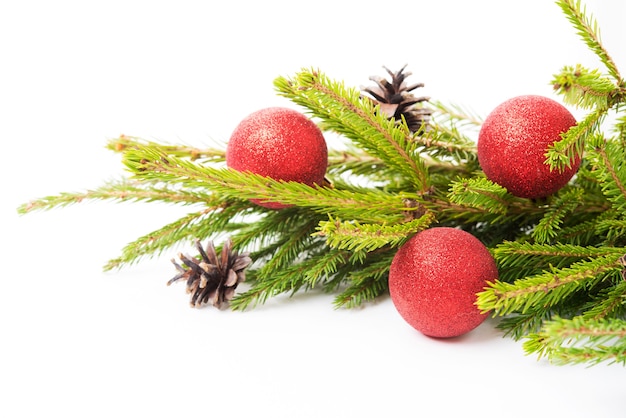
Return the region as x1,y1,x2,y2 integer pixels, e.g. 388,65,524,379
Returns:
362,65,433,134
167,238,252,309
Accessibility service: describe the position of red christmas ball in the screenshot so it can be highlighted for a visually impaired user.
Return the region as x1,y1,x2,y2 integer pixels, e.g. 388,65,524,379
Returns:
226,107,328,209
388,227,498,338
477,95,578,199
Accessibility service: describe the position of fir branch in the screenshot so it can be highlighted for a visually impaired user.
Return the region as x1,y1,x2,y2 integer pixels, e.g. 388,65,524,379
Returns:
583,279,626,321
545,109,604,172
532,188,584,244
254,215,322,278
107,135,226,162
104,198,254,270
448,177,512,215
228,212,339,311
429,100,483,128
273,69,431,193
552,64,618,110
104,209,214,270
418,125,478,165
326,147,401,186
333,252,394,308
227,207,317,259
231,263,310,311
316,212,435,253
555,215,611,246
302,250,351,290
595,218,626,243
123,143,422,223
234,242,394,310
524,316,626,365
477,253,624,316
492,241,625,268
231,245,336,311
327,146,384,177
490,241,624,283
588,138,626,214
556,0,623,84
496,309,555,341
426,101,481,164
17,179,212,214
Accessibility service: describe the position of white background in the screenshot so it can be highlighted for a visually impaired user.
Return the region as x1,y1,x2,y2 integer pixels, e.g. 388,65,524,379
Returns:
2,1,625,417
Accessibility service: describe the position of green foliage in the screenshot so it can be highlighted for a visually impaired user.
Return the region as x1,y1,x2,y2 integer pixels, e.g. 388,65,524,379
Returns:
274,70,431,192
545,109,605,172
16,0,626,366
448,177,513,215
532,188,585,244
524,316,626,365
552,65,617,110
556,0,623,84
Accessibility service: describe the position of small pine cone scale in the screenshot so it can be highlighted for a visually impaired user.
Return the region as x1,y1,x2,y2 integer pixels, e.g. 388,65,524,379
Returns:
167,238,252,309
362,64,433,134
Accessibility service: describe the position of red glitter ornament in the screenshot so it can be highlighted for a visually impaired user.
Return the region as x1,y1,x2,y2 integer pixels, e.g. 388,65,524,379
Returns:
477,95,578,199
388,227,498,338
226,107,328,209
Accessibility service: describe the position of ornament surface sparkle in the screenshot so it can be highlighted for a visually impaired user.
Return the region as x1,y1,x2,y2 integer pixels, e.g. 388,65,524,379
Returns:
477,95,578,199
388,227,498,338
226,107,328,209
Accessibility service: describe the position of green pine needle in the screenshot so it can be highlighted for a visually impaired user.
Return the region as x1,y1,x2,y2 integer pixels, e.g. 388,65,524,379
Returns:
556,0,623,84
524,316,626,365
316,212,435,253
478,253,624,316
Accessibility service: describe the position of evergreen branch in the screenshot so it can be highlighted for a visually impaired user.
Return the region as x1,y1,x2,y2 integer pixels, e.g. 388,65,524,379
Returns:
492,241,625,268
107,135,226,162
477,253,623,316
552,64,618,109
595,218,626,242
583,279,626,320
419,125,478,165
545,109,604,172
103,197,255,271
524,316,626,365
429,100,483,127
235,244,393,311
104,209,216,270
532,188,584,244
327,146,383,175
122,144,421,223
17,179,212,214
491,241,624,282
231,245,339,311
273,69,431,192
333,253,394,308
326,147,399,184
302,250,351,289
448,177,512,215
316,212,435,253
227,207,319,259
496,309,555,340
254,216,322,278
425,101,481,164
553,219,599,246
556,0,623,84
231,263,310,311
588,138,626,214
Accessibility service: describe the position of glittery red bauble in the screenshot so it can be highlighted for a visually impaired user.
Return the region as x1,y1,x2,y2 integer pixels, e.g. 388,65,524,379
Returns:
388,227,498,338
226,107,328,209
477,95,578,199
